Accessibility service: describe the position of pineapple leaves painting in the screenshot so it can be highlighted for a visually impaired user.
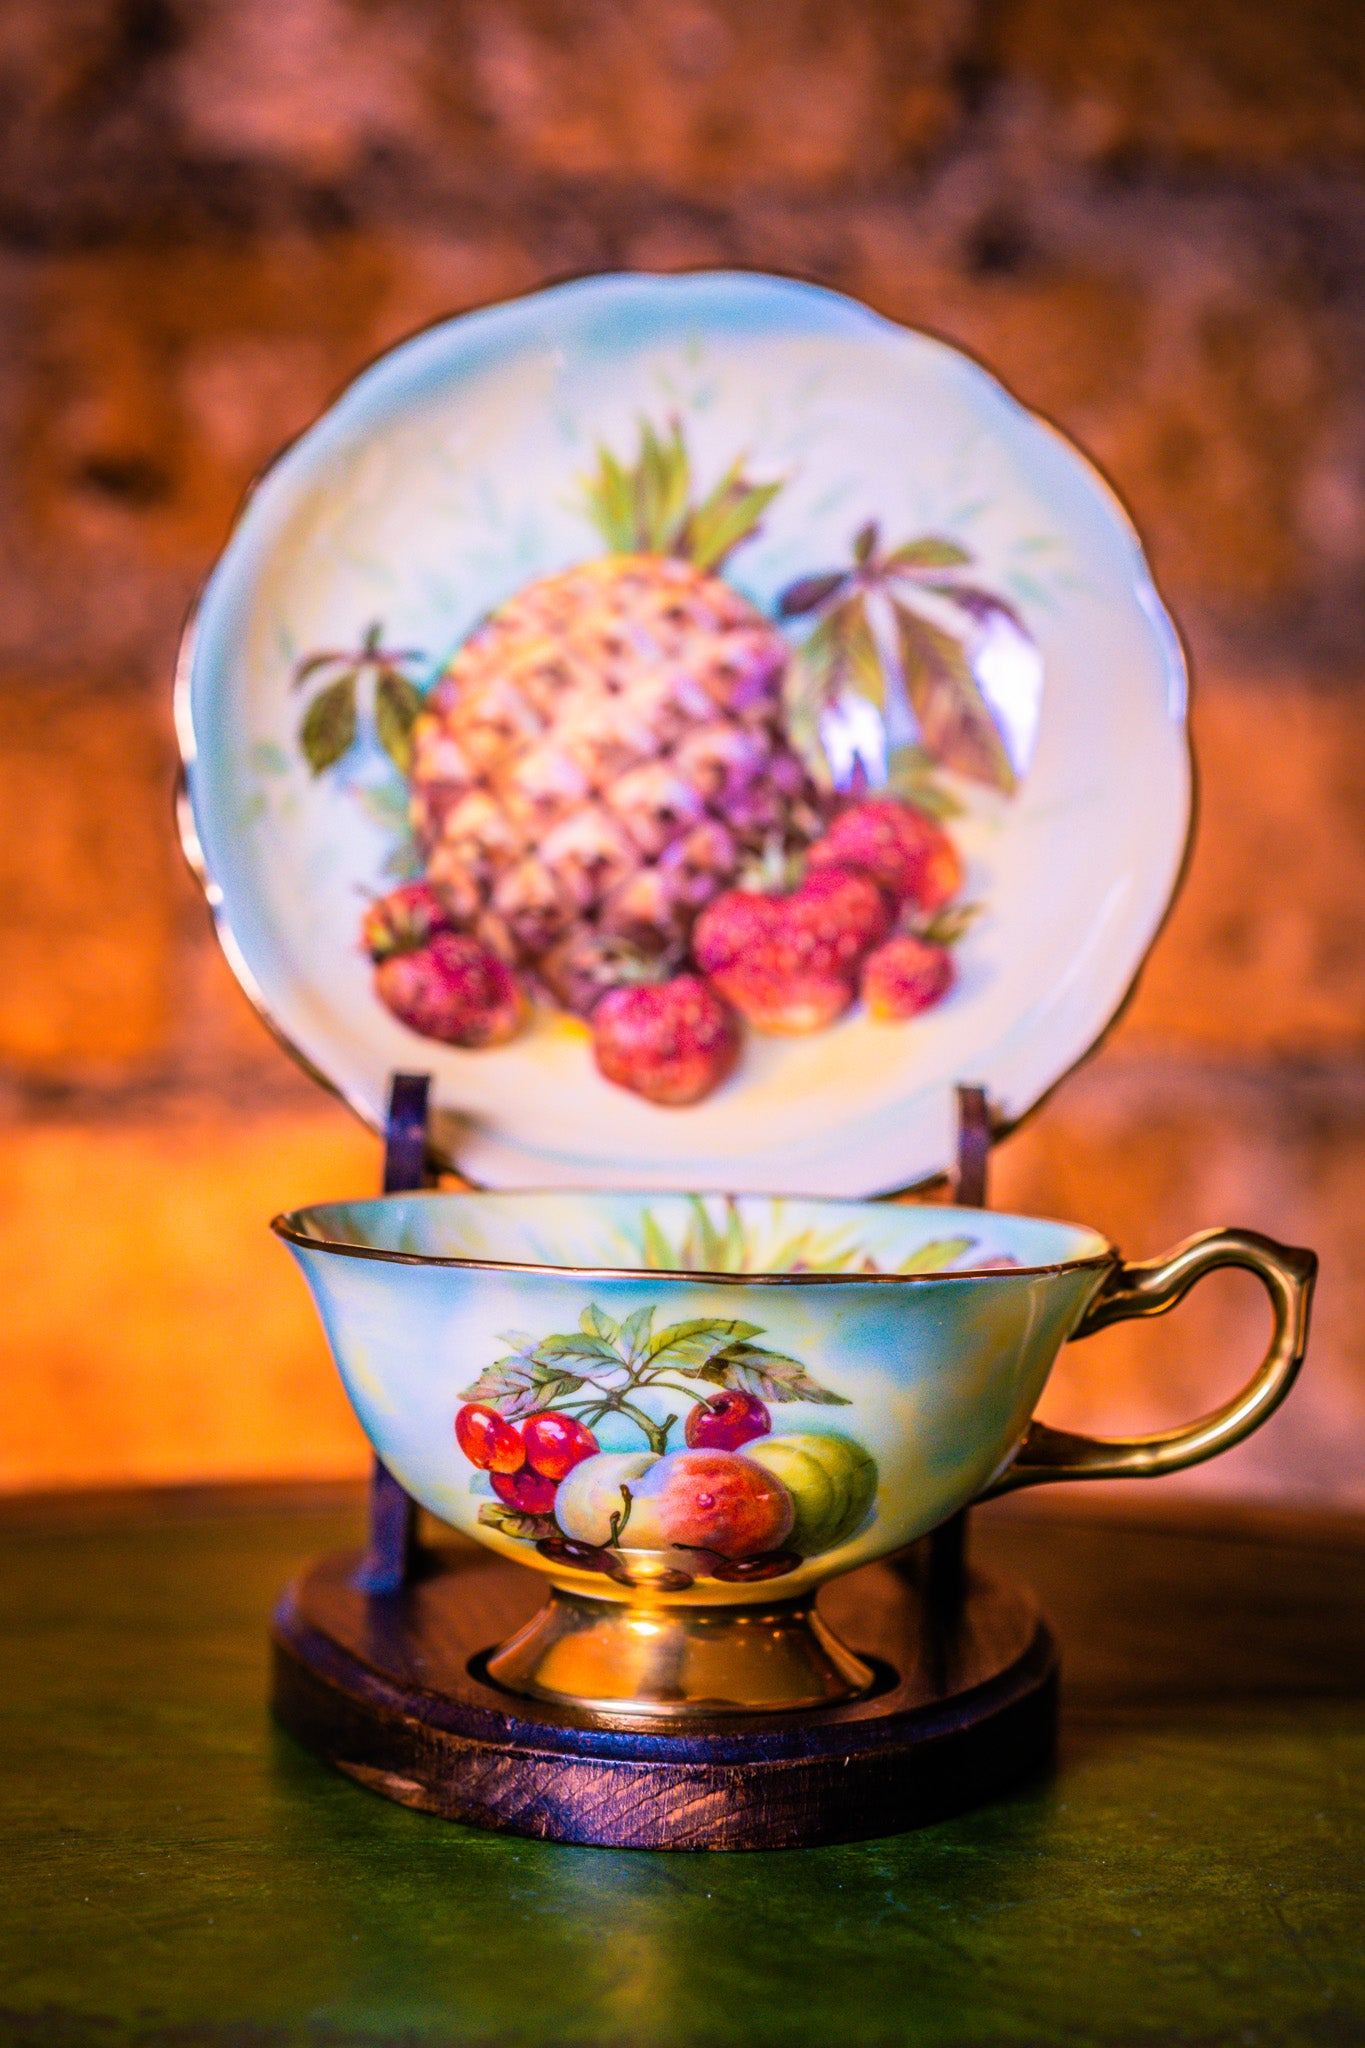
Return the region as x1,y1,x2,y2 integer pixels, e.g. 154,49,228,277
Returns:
289,415,1038,1105
580,417,782,570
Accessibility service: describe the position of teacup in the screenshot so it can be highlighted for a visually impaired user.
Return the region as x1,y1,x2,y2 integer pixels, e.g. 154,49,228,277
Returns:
275,1190,1314,1715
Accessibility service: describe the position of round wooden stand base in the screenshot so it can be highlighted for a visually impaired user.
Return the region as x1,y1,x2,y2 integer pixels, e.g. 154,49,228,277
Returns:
271,1543,1057,1851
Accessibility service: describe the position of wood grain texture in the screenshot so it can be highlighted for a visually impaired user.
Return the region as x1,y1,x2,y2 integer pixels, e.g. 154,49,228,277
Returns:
271,1543,1057,1849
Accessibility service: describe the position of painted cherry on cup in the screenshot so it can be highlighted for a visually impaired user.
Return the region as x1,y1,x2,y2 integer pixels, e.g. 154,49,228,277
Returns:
711,1550,802,1583
455,1402,524,1473
684,1390,771,1451
522,1412,599,1481
491,1466,560,1516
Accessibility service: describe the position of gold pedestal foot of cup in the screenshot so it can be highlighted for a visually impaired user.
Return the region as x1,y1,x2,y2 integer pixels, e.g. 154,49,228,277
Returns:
481,1586,877,1716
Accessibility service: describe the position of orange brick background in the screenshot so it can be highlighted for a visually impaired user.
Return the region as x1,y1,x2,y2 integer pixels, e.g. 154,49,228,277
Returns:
1,0,1362,1501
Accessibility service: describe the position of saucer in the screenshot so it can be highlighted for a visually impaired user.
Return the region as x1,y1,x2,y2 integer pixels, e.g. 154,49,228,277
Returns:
177,270,1190,1194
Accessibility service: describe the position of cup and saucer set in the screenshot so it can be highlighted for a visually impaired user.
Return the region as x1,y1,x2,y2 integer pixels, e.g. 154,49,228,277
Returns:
178,271,1314,1849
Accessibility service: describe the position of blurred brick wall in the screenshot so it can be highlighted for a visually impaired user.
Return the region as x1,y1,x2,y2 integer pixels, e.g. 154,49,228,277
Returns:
1,0,1362,1500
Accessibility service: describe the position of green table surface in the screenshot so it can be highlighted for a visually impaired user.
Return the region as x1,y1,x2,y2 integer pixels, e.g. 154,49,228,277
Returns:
1,1485,1362,2048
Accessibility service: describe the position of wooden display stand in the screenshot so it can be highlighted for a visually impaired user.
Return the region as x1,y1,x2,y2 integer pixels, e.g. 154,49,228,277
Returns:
271,1077,1058,1850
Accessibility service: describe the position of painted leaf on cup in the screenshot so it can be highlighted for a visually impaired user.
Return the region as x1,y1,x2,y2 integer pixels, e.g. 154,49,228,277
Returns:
460,1350,586,1418
644,1317,766,1373
533,1332,624,1371
699,1345,851,1406
478,1502,560,1542
636,1196,749,1273
520,1308,633,1377
895,1235,977,1273
617,1304,656,1363
628,1195,967,1277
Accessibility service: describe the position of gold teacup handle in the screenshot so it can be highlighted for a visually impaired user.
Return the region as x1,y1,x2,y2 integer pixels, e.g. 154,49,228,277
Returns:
982,1228,1317,1496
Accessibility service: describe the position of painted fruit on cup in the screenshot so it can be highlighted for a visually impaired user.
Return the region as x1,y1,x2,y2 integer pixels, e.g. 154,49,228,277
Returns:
746,1432,878,1553
294,416,1040,1105
450,1297,881,1589
522,1411,600,1480
684,1389,771,1450
454,1399,600,1529
454,1401,525,1474
625,1449,794,1557
554,1451,659,1547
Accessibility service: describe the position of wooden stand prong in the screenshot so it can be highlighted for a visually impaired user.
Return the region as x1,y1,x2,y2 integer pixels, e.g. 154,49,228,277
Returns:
918,1082,995,1624
355,1458,420,1595
382,1070,434,1193
355,1072,432,1595
952,1082,992,1210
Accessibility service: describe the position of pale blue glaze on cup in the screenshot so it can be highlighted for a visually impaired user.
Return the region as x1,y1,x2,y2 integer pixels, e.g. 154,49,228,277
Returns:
275,1191,1113,1606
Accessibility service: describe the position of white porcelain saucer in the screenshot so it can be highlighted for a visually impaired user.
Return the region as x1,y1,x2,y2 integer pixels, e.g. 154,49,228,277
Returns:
177,270,1190,1195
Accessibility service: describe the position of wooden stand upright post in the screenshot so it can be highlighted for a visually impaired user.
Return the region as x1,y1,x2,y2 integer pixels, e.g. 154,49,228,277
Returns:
354,1072,430,1596
921,1083,994,1621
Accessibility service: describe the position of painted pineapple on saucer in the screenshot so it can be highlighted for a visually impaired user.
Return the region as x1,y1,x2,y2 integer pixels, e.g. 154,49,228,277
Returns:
295,419,1036,1105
